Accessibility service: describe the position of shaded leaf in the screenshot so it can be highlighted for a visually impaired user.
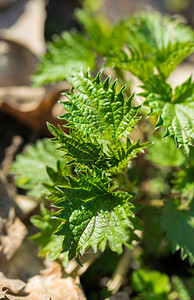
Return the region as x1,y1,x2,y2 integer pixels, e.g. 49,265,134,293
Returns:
160,199,194,264
10,139,70,199
173,148,194,199
147,133,186,167
31,205,64,262
132,269,171,297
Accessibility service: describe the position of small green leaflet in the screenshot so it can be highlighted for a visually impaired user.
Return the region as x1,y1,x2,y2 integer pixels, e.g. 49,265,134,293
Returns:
107,138,151,173
132,269,171,297
147,132,186,167
10,139,70,199
157,42,194,80
160,199,194,265
31,205,69,267
75,9,128,56
172,276,191,300
48,169,140,263
31,205,62,260
32,30,96,86
59,70,141,141
106,49,156,82
141,77,194,155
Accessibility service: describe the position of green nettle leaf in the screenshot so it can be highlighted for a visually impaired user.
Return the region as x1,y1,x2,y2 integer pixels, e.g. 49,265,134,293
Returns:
59,70,141,141
160,199,194,264
106,49,156,82
106,12,194,81
10,139,70,199
47,121,150,173
156,42,194,80
46,70,149,174
147,133,186,167
141,77,194,155
32,30,96,86
49,169,140,262
127,12,194,51
47,122,108,170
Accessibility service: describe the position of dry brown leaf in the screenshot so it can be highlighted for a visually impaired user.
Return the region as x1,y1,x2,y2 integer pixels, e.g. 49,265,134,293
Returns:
0,0,46,55
0,0,64,131
0,261,86,300
0,0,72,131
0,208,27,260
0,272,26,294
0,83,71,131
25,262,86,300
2,239,44,282
0,0,46,86
0,39,38,87
0,171,27,268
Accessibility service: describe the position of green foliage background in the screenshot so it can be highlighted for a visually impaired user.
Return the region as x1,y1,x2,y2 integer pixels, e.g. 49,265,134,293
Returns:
11,5,194,299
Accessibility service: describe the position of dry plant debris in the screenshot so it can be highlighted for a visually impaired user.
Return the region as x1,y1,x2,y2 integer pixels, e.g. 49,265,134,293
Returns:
0,83,71,131
0,172,27,268
0,261,86,300
0,0,70,132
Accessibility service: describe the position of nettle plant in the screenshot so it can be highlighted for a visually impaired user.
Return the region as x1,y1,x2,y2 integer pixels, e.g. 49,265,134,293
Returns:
11,7,194,295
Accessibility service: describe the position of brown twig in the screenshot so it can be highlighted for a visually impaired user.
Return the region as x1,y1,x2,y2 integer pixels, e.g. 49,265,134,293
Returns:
1,135,23,176
107,247,132,295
